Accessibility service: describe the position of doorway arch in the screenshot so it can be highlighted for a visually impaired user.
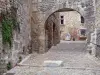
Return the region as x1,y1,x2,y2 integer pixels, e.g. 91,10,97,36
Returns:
31,1,95,53
45,13,60,51
44,8,86,51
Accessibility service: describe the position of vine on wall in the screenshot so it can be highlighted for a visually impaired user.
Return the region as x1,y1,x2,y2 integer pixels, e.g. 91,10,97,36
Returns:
1,13,13,48
1,6,19,48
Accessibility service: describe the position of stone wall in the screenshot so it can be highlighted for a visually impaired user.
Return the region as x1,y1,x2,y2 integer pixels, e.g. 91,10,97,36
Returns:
59,11,81,40
95,0,100,28
90,0,100,57
11,0,31,66
84,0,100,58
0,0,32,74
31,0,46,53
0,20,6,75
0,0,10,74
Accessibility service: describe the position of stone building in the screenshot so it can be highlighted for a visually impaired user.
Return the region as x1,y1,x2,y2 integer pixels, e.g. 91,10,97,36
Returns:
59,11,82,40
1,0,100,74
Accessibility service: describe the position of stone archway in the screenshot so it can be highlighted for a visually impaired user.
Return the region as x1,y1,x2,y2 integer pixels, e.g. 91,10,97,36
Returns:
31,0,95,53
44,8,86,51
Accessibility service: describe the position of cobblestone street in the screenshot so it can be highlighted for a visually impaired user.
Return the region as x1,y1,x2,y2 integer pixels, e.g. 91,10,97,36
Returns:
7,41,100,75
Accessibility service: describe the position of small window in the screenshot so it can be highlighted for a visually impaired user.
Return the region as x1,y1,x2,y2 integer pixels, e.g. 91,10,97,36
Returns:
81,16,84,23
61,20,64,24
81,29,86,36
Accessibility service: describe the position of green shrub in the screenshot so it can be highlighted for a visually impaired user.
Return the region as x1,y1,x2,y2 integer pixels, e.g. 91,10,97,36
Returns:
1,15,13,48
7,62,12,70
18,56,22,63
1,6,19,48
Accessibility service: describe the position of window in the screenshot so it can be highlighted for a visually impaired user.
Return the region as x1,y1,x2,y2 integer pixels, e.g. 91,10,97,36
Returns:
81,29,86,36
61,20,64,24
81,16,84,23
60,16,64,24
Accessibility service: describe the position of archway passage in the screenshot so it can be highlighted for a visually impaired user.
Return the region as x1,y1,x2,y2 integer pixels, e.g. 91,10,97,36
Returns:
45,8,87,51
45,13,60,51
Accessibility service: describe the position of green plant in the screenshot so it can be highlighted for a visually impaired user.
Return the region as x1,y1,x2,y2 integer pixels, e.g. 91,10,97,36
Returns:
7,61,12,70
1,6,19,48
18,56,22,63
1,14,13,48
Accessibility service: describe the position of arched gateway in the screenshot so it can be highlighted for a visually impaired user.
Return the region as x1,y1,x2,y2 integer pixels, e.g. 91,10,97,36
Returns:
31,0,95,53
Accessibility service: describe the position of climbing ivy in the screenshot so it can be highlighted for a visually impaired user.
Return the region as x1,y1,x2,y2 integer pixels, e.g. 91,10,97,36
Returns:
1,12,13,48
1,6,19,48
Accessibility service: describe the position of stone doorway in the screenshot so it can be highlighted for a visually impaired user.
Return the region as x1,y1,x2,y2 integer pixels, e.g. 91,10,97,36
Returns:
44,8,87,52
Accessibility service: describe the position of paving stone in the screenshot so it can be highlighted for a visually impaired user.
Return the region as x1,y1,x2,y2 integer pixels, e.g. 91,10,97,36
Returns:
43,60,63,67
5,41,100,75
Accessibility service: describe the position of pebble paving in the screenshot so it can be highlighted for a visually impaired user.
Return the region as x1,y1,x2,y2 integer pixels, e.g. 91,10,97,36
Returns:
6,41,100,75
